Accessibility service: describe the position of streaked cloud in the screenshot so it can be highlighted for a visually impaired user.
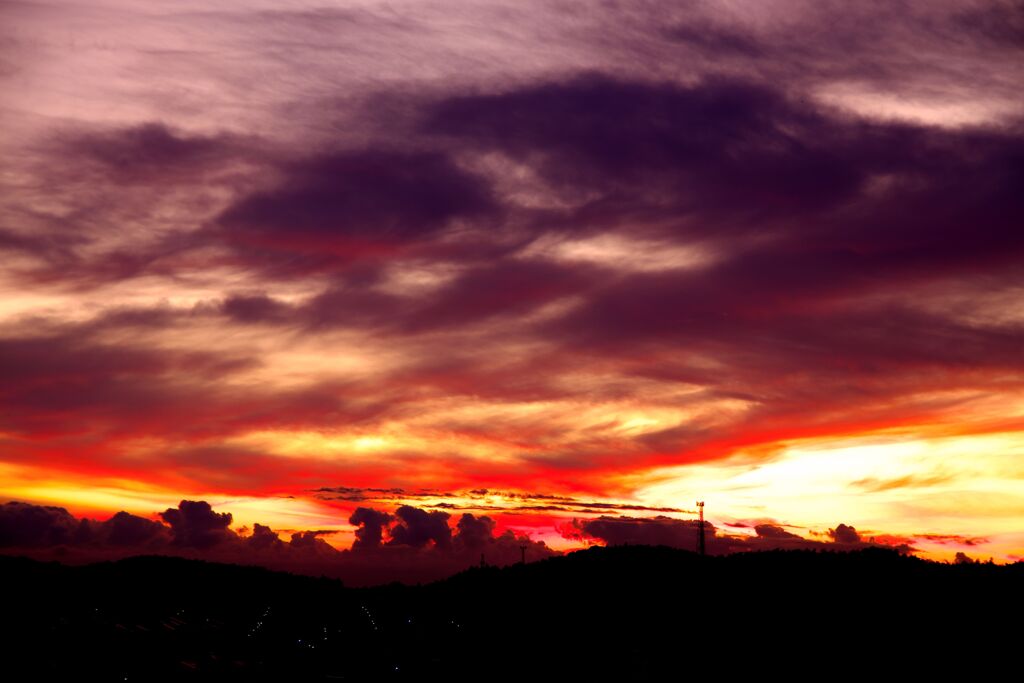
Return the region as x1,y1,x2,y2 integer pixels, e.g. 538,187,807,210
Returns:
1,0,1021,565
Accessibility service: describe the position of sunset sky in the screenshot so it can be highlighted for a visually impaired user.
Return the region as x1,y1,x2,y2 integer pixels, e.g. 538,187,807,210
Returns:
2,0,1023,569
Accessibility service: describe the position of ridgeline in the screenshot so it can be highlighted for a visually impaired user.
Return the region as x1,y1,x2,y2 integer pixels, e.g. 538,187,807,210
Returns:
2,546,1020,680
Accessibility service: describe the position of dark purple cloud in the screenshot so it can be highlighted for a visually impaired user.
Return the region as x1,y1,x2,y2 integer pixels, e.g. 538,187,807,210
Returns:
388,505,452,551
427,75,1024,272
454,513,496,550
288,530,340,557
63,123,239,179
219,293,293,325
664,22,764,57
829,523,862,544
160,500,234,549
247,523,286,552
424,76,864,221
0,500,346,564
754,524,803,541
571,515,885,555
0,502,172,550
0,501,83,547
348,507,392,550
100,511,170,547
216,150,497,269
953,2,1024,49
573,515,712,551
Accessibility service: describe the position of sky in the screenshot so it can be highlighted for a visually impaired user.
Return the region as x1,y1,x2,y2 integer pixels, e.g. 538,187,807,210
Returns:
1,0,1023,574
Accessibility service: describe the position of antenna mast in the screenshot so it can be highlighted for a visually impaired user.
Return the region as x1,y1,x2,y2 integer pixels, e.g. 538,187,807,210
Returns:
696,501,705,556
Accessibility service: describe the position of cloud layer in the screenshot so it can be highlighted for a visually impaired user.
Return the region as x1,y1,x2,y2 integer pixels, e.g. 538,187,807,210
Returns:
1,0,1022,562
0,499,556,584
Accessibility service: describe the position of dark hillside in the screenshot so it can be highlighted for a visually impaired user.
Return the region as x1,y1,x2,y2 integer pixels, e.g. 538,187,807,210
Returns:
2,547,1019,680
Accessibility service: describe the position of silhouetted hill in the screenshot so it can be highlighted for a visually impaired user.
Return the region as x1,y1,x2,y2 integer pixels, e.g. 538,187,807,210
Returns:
2,547,1020,680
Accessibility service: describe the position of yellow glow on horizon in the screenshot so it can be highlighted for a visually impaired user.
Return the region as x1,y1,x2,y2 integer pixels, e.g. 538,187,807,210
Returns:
633,430,1024,561
0,462,346,538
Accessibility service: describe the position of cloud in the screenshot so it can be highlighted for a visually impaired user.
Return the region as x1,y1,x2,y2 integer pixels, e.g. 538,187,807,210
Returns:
0,499,942,586
425,74,1024,289
0,501,84,547
829,524,862,544
389,505,452,551
160,500,235,549
0,332,257,442
850,474,954,493
247,523,286,552
454,513,496,550
288,530,340,558
3,0,1023,563
0,500,345,565
344,505,557,573
348,507,392,550
449,511,557,563
953,2,1024,50
663,21,764,57
915,534,989,547
395,258,593,332
219,294,293,325
316,486,692,515
424,76,863,222
214,150,497,273
572,515,711,551
61,123,240,179
569,515,883,554
0,121,255,286
98,511,171,548
6,73,1023,498
754,524,803,541
0,501,173,551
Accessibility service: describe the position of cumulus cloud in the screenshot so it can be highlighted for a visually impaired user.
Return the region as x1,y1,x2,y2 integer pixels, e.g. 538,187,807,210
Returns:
0,501,84,547
0,500,349,566
573,515,712,551
160,500,235,550
388,506,453,550
288,530,341,558
569,515,881,554
348,507,393,550
454,513,497,550
246,523,285,552
0,499,946,586
344,505,557,575
98,511,171,548
0,501,175,550
829,524,862,544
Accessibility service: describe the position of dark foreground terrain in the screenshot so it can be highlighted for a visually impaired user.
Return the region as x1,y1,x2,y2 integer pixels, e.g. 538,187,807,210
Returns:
2,546,1021,680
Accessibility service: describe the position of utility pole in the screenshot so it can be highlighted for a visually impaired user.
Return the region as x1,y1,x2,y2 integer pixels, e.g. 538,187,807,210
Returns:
696,501,705,556
519,544,528,564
